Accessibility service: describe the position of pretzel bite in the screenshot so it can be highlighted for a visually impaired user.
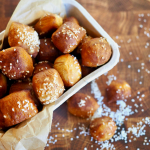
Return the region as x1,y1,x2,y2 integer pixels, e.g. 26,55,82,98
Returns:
34,13,63,36
8,22,40,58
0,47,33,80
68,93,99,118
81,65,96,77
37,38,61,62
52,22,86,53
76,35,92,55
54,54,82,87
9,80,41,109
90,116,117,141
0,72,7,98
106,79,131,103
0,90,38,127
33,61,53,75
0,111,5,129
32,68,64,105
81,37,112,67
63,17,79,25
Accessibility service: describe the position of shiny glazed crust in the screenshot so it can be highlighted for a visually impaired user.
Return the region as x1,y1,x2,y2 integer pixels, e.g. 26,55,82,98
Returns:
54,54,82,87
52,22,86,53
81,37,112,67
68,93,99,118
63,16,79,25
0,90,38,127
90,116,117,141
34,13,63,36
9,80,41,108
32,68,64,105
37,38,61,62
33,61,52,75
76,35,92,55
0,72,7,98
8,22,40,58
0,47,33,80
106,79,131,103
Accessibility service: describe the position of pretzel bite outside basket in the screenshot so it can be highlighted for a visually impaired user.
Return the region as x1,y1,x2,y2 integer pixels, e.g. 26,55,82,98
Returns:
0,47,33,80
34,13,63,37
54,54,82,87
0,90,38,128
9,80,41,109
68,93,99,118
0,72,7,98
52,21,86,53
63,16,79,25
32,68,64,105
8,22,40,58
106,79,131,103
33,61,53,76
90,116,117,141
81,37,112,67
37,38,61,62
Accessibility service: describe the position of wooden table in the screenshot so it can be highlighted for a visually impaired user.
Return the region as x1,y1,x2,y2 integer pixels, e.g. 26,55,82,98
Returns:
0,0,150,150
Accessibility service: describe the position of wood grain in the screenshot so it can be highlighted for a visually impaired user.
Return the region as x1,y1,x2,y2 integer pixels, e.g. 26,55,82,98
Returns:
0,0,150,149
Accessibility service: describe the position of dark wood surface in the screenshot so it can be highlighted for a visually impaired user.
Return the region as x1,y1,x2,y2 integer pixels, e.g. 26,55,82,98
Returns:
0,0,150,150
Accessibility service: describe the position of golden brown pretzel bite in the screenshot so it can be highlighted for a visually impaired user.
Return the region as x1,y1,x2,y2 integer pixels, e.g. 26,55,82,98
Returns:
32,68,64,105
0,72,7,98
52,22,86,53
33,61,53,75
90,116,117,141
9,80,41,109
34,13,63,36
0,111,5,129
76,35,92,54
9,80,31,94
54,54,82,87
72,35,92,57
0,90,38,127
0,47,34,80
68,93,99,118
81,65,96,77
106,79,131,103
37,38,61,62
81,37,112,67
63,16,79,25
8,22,40,58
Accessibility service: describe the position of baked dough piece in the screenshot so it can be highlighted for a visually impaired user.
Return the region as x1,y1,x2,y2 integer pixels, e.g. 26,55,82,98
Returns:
9,80,41,109
37,38,61,62
0,47,33,80
68,93,99,118
81,65,96,77
76,35,92,55
81,37,112,67
90,116,117,141
0,72,7,98
32,68,64,105
0,111,5,129
106,79,131,103
34,13,63,36
8,22,40,58
63,16,79,25
33,61,53,75
52,22,86,53
0,90,38,127
54,54,82,87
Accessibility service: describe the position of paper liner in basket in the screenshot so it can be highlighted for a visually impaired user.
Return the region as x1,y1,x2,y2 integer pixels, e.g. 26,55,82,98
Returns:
0,0,66,149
